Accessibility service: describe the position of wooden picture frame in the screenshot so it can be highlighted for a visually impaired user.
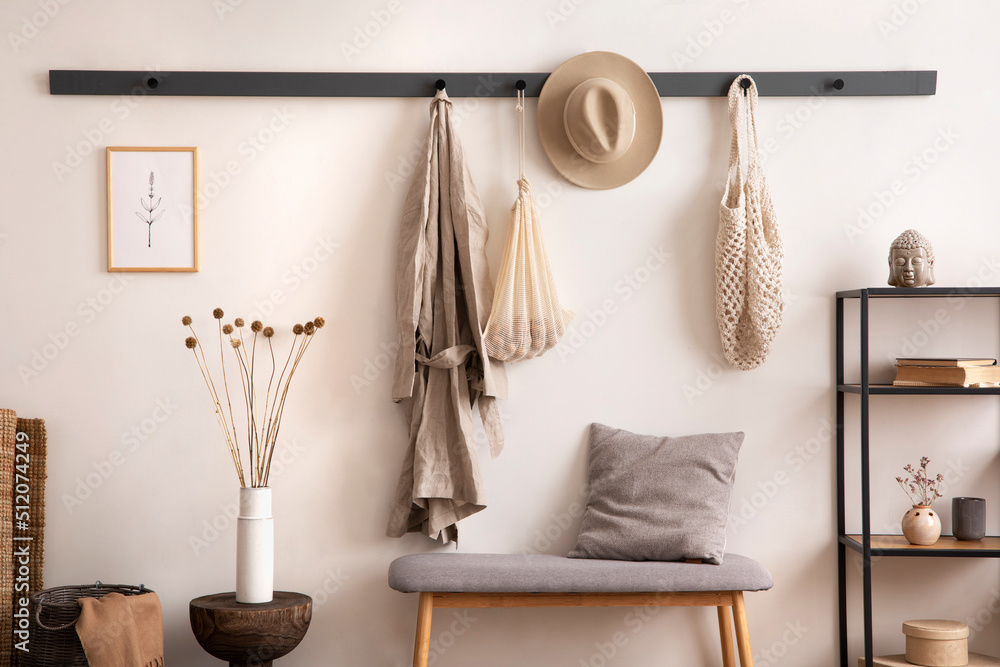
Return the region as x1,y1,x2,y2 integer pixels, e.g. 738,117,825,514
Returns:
107,146,199,272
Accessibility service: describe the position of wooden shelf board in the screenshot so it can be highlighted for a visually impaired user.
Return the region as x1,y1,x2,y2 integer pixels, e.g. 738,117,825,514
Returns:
844,534,1000,556
860,653,1000,666
839,384,1000,395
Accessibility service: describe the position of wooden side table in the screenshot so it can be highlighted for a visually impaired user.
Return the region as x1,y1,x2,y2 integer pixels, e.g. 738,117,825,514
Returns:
190,592,312,667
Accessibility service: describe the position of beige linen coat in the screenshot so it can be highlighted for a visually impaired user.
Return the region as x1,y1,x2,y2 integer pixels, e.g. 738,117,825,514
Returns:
387,89,508,544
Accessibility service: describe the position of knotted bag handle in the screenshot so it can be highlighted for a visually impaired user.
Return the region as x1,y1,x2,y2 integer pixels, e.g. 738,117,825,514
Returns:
727,74,763,193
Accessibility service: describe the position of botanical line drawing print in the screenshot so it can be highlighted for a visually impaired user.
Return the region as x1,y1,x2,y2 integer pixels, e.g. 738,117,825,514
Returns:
136,171,165,248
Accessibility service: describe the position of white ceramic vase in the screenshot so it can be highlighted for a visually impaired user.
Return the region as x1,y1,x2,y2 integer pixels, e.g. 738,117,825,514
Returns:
901,504,941,546
236,486,274,603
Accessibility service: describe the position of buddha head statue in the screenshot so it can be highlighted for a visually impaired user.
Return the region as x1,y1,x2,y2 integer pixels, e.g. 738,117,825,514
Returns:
888,229,935,288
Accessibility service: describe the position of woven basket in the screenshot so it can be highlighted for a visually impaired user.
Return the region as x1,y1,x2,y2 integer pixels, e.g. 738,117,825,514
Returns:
21,582,152,667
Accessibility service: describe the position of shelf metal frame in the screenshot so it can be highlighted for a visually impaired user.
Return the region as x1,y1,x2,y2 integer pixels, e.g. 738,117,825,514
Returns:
836,286,1000,667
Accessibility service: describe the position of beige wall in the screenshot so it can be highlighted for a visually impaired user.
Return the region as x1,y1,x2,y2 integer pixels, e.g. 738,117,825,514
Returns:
2,0,999,664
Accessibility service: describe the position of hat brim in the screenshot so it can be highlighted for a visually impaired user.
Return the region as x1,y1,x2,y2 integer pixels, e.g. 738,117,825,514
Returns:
537,52,663,190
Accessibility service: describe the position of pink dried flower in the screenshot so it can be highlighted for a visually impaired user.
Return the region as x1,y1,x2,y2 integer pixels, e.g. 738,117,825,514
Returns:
896,457,944,506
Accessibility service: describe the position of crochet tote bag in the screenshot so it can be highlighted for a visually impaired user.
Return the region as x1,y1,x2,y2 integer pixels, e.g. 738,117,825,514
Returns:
716,75,784,370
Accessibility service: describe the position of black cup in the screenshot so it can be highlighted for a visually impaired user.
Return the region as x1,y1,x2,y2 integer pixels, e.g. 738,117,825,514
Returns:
952,497,986,541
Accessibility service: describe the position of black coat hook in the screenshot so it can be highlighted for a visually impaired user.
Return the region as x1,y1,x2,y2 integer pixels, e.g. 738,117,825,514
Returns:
143,75,159,90
515,79,526,91
740,77,751,96
435,79,446,91
833,78,845,91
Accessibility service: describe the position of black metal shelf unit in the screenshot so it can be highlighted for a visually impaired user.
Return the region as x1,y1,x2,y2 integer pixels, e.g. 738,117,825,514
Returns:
836,286,1000,667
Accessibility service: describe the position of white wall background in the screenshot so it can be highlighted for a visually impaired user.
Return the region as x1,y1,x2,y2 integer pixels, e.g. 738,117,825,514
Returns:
2,0,999,665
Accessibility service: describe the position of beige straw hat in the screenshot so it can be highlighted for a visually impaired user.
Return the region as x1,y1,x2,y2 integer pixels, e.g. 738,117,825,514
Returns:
537,51,663,190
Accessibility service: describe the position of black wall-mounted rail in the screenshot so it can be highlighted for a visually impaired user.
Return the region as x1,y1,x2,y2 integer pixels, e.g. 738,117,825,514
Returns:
49,70,937,98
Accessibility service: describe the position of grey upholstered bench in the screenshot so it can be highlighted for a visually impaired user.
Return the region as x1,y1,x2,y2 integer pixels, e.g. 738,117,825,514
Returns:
389,552,773,667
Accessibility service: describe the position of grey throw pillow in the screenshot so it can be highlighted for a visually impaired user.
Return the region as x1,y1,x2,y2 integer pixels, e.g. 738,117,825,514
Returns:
568,423,744,564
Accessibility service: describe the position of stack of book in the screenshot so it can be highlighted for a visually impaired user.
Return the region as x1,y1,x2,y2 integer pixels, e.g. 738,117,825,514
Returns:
893,358,1000,387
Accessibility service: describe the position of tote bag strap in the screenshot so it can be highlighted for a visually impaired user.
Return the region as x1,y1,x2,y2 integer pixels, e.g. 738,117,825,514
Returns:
726,76,747,192
744,76,765,178
727,75,766,184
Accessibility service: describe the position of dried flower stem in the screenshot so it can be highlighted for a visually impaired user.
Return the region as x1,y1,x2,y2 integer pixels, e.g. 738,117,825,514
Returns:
217,320,242,464
260,336,278,474
263,336,299,460
263,332,311,485
237,326,262,473
249,329,261,474
186,327,245,487
229,335,256,474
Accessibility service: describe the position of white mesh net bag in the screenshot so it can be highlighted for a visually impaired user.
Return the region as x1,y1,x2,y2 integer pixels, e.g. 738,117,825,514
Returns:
484,91,573,362
716,75,784,371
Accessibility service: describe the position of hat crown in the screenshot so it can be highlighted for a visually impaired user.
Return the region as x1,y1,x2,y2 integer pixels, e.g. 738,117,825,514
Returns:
563,78,636,164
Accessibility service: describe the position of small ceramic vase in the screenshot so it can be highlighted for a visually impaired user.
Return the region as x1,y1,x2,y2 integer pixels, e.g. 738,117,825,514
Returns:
901,504,941,545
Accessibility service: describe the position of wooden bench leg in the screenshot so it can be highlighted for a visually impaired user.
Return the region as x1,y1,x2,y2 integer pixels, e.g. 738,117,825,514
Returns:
412,592,434,667
732,591,754,667
717,605,736,667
